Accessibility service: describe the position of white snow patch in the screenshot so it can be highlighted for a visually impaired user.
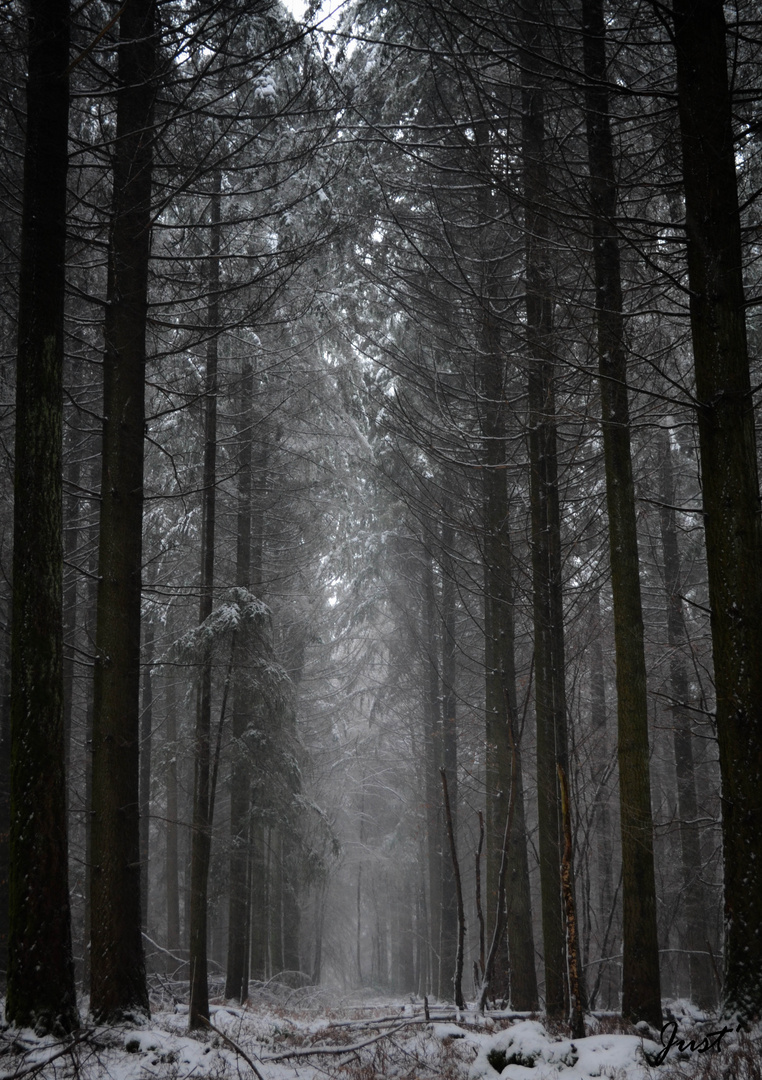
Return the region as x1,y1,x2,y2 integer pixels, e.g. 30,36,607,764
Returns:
469,1019,660,1080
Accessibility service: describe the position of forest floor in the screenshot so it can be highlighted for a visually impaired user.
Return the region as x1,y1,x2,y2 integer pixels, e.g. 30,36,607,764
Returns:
1,984,760,1080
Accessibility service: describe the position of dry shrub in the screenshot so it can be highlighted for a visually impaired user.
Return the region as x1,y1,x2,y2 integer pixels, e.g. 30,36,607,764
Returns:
657,1031,762,1080
320,1028,474,1080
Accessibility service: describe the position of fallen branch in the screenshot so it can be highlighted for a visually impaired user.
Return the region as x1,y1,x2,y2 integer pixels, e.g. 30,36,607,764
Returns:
261,1021,411,1061
199,1015,266,1080
0,1029,90,1080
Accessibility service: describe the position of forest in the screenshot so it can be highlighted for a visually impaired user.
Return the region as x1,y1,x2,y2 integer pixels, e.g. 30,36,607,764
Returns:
1,0,762,1077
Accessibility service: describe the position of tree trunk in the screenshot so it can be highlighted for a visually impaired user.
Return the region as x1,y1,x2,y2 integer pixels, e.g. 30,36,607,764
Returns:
189,168,222,1030
242,424,269,990
558,765,584,1039
0,607,10,979
249,824,268,980
586,552,614,1009
282,842,301,974
62,448,81,790
83,493,99,993
480,293,538,1011
658,433,716,1010
439,516,459,1000
581,0,661,1026
7,0,78,1032
422,543,443,996
520,0,568,1019
90,0,155,1023
165,666,181,955
225,358,254,1002
671,0,762,1024
269,831,284,975
440,768,465,1008
140,619,154,934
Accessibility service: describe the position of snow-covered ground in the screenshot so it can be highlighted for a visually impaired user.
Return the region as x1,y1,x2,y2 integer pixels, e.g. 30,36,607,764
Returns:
1,993,759,1080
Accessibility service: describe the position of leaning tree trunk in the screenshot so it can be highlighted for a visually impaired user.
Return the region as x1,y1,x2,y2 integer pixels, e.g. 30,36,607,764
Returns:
90,0,155,1023
520,0,569,1019
189,167,222,1030
672,0,762,1024
7,0,79,1034
581,0,661,1026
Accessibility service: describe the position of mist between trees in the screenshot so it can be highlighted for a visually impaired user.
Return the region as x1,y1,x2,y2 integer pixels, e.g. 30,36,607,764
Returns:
1,0,761,1041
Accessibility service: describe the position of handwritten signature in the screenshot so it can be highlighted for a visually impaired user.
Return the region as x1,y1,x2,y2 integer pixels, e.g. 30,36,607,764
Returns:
653,1021,737,1066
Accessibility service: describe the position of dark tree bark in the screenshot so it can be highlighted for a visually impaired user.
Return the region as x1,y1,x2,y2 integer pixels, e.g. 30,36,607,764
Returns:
658,432,715,1010
90,0,155,1022
558,765,584,1039
671,0,762,1023
520,0,568,1019
440,768,465,1008
475,810,485,979
7,0,78,1033
189,168,221,1029
581,0,661,1026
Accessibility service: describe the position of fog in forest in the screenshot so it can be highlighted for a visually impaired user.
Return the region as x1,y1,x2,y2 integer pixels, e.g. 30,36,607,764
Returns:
1,0,762,1076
